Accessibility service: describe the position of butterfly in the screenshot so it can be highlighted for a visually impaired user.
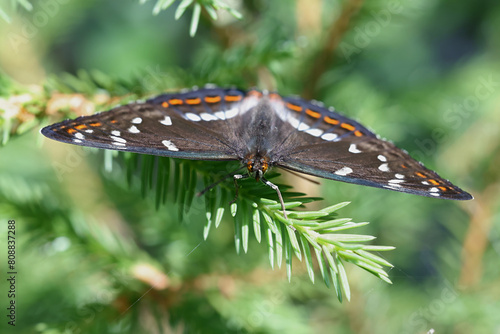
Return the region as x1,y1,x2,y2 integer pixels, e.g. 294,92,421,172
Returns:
41,86,473,217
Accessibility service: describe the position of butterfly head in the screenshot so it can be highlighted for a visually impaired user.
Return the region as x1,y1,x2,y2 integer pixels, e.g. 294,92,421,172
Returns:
246,154,269,182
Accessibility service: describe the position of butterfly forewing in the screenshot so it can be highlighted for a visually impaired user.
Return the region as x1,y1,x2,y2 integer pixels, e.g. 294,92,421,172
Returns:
42,88,252,160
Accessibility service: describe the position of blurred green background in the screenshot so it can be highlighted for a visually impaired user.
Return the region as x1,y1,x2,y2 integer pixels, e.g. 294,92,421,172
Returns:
1,0,499,333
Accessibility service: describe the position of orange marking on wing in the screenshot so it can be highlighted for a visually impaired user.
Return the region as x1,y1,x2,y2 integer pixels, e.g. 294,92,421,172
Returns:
438,186,447,191
89,122,102,127
341,123,356,131
354,130,363,137
225,95,242,102
416,172,426,178
429,179,440,185
268,93,280,100
110,120,117,123
324,116,339,125
286,103,302,112
186,98,201,105
67,128,76,134
248,90,262,97
161,101,169,108
75,124,87,130
305,109,321,119
401,164,407,168
205,96,221,103
169,98,184,105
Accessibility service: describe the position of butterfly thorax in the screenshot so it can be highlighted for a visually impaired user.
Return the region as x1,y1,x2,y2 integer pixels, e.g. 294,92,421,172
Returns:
235,98,294,170
233,98,294,181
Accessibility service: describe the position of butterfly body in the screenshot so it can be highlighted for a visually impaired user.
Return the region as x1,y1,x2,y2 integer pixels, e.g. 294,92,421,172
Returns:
42,87,473,201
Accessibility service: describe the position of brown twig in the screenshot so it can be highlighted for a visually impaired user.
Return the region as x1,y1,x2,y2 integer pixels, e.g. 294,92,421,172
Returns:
459,182,499,288
303,0,364,99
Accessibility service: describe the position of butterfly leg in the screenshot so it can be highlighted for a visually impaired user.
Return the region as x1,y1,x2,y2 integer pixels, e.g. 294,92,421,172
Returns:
230,174,250,205
261,176,287,219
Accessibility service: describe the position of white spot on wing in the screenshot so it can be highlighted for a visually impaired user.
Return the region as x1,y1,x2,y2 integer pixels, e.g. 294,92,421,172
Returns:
214,111,225,120
378,163,390,172
74,132,84,140
128,125,140,133
185,113,201,121
225,107,239,119
111,130,121,136
73,139,82,143
321,133,338,141
132,117,142,124
305,128,323,137
85,129,93,133
377,154,387,162
160,116,172,126
422,181,430,185
112,142,126,146
334,167,353,176
349,144,361,154
162,140,179,151
200,113,218,121
429,187,439,192
395,173,404,179
388,179,404,184
288,117,300,129
215,107,239,120
297,122,310,131
110,135,126,143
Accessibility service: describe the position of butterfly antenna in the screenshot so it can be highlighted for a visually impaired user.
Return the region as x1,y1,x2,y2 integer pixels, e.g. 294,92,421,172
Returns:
229,173,249,206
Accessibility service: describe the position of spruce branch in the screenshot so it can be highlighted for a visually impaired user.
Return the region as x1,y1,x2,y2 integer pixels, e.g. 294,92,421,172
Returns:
119,153,395,302
1,70,156,146
141,0,243,37
303,0,364,99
